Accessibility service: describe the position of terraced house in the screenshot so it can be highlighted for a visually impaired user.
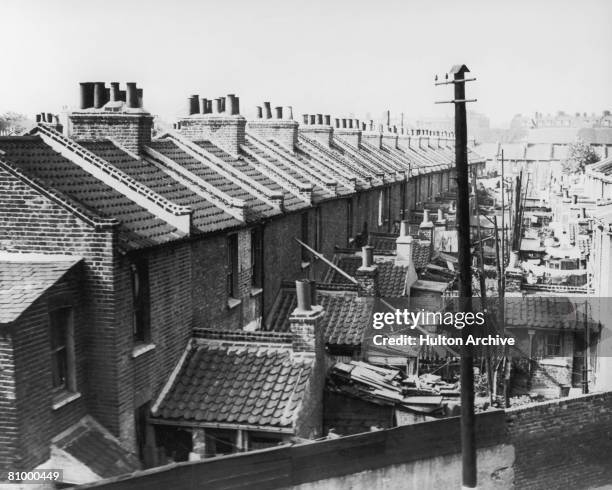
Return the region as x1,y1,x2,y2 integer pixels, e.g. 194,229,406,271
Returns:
0,81,484,482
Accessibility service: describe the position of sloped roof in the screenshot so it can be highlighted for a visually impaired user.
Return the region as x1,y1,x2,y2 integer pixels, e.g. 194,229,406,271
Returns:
153,338,312,430
505,297,580,330
52,417,140,480
81,140,241,232
265,287,373,346
0,136,178,249
0,253,81,323
328,257,410,297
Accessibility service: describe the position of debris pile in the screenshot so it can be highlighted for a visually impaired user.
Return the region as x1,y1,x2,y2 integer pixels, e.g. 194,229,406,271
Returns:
328,361,461,415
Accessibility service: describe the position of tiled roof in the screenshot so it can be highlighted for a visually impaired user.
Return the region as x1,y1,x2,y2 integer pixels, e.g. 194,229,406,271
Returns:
0,254,81,323
54,417,140,479
367,234,430,269
195,140,305,212
0,137,178,249
265,287,373,346
505,297,580,330
81,140,241,233
154,339,312,429
328,256,409,297
146,139,274,219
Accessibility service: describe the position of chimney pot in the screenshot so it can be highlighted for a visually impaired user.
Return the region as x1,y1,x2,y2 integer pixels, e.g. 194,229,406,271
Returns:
93,82,106,109
354,119,359,129
308,115,315,125
362,122,366,131
295,280,312,311
348,119,353,129
399,220,409,237
109,82,120,103
285,106,293,120
126,82,139,109
362,246,374,268
227,94,239,115
275,106,283,119
201,98,208,114
214,98,223,114
36,114,42,123
324,115,331,125
316,114,323,125
302,114,309,124
220,97,226,113
257,107,264,119
46,113,53,123
335,118,340,128
188,95,199,115
79,82,95,110
263,102,272,119
422,209,430,224
572,194,578,204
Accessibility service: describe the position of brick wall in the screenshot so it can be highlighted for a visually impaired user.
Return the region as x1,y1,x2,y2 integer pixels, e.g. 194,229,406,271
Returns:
114,245,193,451
75,392,612,490
69,113,153,154
0,167,120,437
179,116,246,156
0,330,18,469
507,392,612,489
1,267,87,471
247,120,299,150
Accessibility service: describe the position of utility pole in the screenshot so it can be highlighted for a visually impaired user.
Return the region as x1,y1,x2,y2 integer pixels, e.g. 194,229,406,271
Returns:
436,64,477,489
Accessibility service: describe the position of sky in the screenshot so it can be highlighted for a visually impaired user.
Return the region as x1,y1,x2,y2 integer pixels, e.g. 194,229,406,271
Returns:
1,0,611,127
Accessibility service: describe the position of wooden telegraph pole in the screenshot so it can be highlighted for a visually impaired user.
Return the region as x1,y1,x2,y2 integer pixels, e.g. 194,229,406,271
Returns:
436,64,478,488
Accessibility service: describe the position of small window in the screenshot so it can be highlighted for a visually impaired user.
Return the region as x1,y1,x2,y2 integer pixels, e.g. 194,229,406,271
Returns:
227,234,239,298
545,334,562,357
50,307,76,391
135,401,151,463
314,207,323,252
301,212,309,262
131,259,150,342
346,198,354,245
251,227,263,289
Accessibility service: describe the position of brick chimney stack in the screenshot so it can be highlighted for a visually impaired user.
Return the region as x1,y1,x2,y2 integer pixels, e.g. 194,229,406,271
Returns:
247,100,299,151
178,92,246,157
289,280,325,354
419,209,434,240
70,81,153,154
395,221,414,266
299,112,333,147
362,117,382,148
334,115,362,147
355,246,379,297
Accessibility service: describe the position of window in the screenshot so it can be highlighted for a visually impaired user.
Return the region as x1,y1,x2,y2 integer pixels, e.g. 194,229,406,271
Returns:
135,401,151,463
346,198,354,245
50,307,76,391
131,259,150,342
545,334,562,357
226,234,239,298
251,227,263,289
400,181,407,220
314,207,323,252
301,212,309,262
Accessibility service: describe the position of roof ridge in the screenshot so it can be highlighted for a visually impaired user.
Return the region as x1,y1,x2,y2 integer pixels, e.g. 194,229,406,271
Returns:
333,137,398,180
163,132,284,211
32,124,192,234
242,136,313,204
297,134,372,184
330,138,388,183
0,153,118,230
253,136,338,196
143,145,248,222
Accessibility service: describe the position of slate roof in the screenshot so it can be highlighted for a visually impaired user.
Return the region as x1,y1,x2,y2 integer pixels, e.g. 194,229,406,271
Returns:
265,287,373,346
505,297,581,330
54,417,140,479
328,256,410,297
0,137,178,249
0,254,81,323
154,338,312,429
80,140,241,233
196,140,305,212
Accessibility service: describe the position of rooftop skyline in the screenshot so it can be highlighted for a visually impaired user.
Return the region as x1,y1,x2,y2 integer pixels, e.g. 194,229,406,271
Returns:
2,0,611,127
